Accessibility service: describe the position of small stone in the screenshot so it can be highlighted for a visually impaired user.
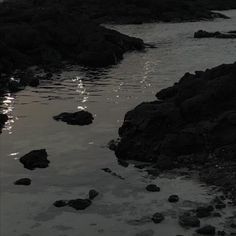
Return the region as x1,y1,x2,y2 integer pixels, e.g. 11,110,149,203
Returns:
196,225,216,235
152,212,165,224
14,178,31,186
89,189,99,200
54,200,68,208
68,199,92,210
146,184,160,192
168,195,179,203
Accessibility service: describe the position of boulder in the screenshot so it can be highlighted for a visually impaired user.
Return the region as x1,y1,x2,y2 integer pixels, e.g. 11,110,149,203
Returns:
19,149,49,170
53,111,94,125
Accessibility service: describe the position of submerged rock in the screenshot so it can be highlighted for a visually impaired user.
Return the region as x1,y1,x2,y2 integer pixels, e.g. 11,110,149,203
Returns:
168,195,179,203
53,200,68,208
194,30,236,39
19,149,49,170
146,184,160,192
53,111,94,125
14,178,31,186
68,199,92,210
196,225,216,235
152,212,165,224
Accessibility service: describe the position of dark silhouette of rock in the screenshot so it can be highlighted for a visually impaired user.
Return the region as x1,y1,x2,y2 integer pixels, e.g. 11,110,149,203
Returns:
114,62,236,202
196,225,216,235
168,195,179,203
194,30,236,39
146,184,160,192
53,200,68,208
53,111,94,125
89,189,99,200
152,212,165,223
0,113,8,133
68,199,92,210
14,178,31,186
179,212,200,228
19,149,50,170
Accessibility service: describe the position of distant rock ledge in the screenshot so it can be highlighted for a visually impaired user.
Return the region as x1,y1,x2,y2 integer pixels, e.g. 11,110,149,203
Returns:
194,30,236,38
112,62,236,201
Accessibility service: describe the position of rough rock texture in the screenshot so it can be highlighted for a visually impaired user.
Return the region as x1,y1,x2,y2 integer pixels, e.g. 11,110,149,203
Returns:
115,62,236,200
194,30,236,39
53,111,94,125
19,149,50,170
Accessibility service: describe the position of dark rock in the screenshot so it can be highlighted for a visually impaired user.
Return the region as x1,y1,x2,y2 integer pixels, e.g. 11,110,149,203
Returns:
146,184,160,192
196,206,214,218
194,30,236,39
14,178,31,186
53,111,94,125
8,79,22,92
196,225,216,235
114,62,236,202
19,149,49,170
68,199,92,210
28,77,40,87
179,212,200,227
0,113,8,133
152,212,165,224
54,200,68,208
168,195,179,203
89,189,99,200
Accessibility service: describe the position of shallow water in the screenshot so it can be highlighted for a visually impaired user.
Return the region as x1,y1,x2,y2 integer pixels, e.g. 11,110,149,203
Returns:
1,10,236,236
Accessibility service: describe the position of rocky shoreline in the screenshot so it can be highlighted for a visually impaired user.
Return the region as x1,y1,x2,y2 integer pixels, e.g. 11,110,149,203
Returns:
113,63,236,202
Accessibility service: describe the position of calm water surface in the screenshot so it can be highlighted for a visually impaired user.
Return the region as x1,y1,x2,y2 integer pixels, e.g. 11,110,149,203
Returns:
1,10,236,236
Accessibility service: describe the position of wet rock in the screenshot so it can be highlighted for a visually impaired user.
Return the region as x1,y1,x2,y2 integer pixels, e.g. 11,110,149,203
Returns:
14,178,31,186
179,212,200,228
0,113,8,133
194,30,236,39
68,199,92,210
53,200,68,208
196,225,216,235
89,189,99,200
114,62,236,201
19,149,49,170
53,111,94,125
168,195,179,203
196,206,214,218
8,79,22,92
152,212,165,224
146,184,160,192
